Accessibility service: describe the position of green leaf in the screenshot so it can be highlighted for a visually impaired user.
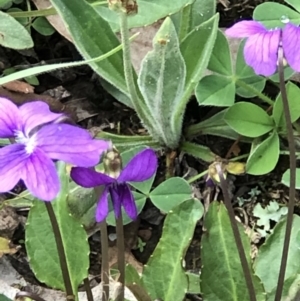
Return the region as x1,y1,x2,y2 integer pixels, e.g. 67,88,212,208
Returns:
235,77,266,98
281,168,300,189
0,11,33,49
201,201,265,301
150,177,191,213
267,274,300,301
196,75,235,106
186,272,201,294
272,82,300,129
138,17,186,148
6,8,27,26
208,29,232,75
106,191,146,226
25,162,89,293
225,102,274,137
186,109,240,140
180,141,216,162
50,0,130,106
177,14,219,120
180,14,219,98
0,0,11,7
142,199,204,301
189,0,216,29
0,295,13,301
32,17,55,36
253,2,300,28
253,201,288,237
96,0,194,32
246,131,280,175
254,215,300,293
125,264,152,301
285,0,300,13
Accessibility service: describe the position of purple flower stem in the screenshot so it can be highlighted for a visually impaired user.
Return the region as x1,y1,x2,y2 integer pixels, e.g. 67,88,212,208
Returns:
94,185,109,301
274,47,296,301
115,214,125,301
45,202,75,301
216,164,257,301
83,278,94,301
100,220,109,301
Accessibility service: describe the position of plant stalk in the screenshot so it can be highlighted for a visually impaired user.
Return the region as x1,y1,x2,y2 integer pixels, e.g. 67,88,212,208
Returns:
45,202,75,301
100,220,110,301
216,164,257,301
274,47,296,301
83,278,94,301
115,214,125,301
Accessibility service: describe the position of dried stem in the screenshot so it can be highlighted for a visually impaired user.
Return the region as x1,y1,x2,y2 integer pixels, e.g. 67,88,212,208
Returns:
216,164,257,301
45,202,75,301
274,47,297,301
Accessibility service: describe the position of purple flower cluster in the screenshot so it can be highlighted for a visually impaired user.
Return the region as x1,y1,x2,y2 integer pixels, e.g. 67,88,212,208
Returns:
0,97,157,221
226,21,300,76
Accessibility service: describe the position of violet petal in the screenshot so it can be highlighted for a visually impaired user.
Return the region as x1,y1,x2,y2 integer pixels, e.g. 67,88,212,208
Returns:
120,184,137,220
20,101,63,136
244,29,280,76
0,144,27,192
225,20,267,38
71,167,116,188
36,123,109,166
0,97,21,138
282,23,300,72
71,167,114,188
21,148,60,201
95,186,110,222
118,149,157,182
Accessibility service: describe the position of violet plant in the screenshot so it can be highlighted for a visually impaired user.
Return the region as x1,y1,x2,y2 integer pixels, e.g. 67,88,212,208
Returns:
2,0,300,301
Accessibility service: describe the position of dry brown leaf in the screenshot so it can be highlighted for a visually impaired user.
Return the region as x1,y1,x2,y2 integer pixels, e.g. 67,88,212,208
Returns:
2,80,34,94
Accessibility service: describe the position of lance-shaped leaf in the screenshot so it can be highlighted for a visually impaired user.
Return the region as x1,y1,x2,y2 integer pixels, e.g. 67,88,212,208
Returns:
174,14,219,134
25,162,89,294
142,199,203,301
138,17,186,148
49,0,131,107
201,201,265,301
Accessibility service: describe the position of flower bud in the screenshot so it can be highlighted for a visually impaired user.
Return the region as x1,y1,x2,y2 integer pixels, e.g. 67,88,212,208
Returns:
108,0,137,15
103,146,122,178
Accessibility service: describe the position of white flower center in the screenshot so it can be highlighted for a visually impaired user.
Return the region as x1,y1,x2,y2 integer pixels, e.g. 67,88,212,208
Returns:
15,130,37,154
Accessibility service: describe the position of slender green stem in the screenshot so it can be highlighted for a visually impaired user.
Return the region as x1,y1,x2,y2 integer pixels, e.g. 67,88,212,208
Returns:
216,164,257,301
274,48,297,301
100,221,110,301
118,11,152,129
235,79,274,105
115,214,125,301
83,278,94,301
178,4,191,42
45,202,75,301
187,170,208,184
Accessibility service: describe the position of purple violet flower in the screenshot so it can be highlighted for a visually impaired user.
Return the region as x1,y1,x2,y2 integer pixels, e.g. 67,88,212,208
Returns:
71,148,158,222
0,97,109,201
225,21,300,76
